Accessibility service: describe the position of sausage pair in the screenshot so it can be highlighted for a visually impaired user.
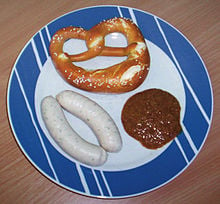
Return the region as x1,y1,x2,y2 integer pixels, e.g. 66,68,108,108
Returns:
41,90,122,166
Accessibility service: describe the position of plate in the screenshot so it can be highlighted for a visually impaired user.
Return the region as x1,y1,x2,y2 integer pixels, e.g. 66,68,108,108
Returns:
7,5,213,198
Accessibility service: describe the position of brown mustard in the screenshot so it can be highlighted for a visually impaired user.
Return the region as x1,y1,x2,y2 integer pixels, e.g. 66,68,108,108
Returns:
121,89,182,149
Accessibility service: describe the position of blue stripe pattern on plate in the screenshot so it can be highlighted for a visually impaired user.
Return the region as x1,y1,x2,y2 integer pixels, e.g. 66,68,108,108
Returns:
94,170,111,196
103,142,186,196
158,19,212,119
15,43,40,110
80,166,101,196
33,33,47,65
9,73,55,178
177,132,195,162
119,7,132,18
183,84,209,149
41,28,51,55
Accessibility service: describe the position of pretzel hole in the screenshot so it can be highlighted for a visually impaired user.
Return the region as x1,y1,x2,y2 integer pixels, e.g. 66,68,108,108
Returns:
104,32,127,47
63,39,88,55
63,33,128,70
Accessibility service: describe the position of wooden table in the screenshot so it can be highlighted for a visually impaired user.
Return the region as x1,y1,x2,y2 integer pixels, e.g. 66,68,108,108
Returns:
1,1,219,203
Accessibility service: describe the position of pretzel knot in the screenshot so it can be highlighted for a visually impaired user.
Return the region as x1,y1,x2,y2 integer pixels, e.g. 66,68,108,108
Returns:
49,17,150,93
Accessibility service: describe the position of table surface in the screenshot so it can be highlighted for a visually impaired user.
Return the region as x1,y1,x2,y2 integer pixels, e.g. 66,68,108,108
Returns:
1,0,220,203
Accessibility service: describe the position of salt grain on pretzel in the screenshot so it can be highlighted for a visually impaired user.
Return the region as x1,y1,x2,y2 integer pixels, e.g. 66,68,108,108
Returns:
49,17,150,93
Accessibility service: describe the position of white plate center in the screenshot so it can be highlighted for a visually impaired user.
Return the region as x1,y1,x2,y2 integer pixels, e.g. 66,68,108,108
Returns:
35,33,185,171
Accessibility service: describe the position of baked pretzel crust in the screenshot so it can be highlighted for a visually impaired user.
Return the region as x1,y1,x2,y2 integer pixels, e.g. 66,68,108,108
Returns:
49,17,150,93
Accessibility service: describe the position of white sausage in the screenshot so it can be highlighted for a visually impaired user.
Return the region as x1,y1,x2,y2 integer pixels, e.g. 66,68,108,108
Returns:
41,96,107,166
56,90,122,152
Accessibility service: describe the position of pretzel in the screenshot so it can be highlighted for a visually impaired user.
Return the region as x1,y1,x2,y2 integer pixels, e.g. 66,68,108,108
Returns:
49,17,150,93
